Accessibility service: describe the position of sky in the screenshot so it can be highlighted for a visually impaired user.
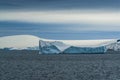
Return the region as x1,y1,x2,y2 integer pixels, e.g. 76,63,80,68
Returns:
0,0,120,39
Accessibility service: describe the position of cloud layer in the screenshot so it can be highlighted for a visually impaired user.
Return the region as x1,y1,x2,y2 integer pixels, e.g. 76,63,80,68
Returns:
0,10,120,25
0,0,120,10
0,0,120,39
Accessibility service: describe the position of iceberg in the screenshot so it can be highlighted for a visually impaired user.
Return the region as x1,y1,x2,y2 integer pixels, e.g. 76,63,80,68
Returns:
39,39,118,54
0,35,120,53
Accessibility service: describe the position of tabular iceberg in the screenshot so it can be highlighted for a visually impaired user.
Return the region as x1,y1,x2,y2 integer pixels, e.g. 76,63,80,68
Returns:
39,39,118,54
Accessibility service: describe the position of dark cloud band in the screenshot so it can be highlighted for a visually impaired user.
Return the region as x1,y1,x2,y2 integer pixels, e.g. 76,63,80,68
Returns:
0,0,120,10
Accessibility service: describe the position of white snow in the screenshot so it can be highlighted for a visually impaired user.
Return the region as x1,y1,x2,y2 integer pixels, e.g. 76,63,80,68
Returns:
0,35,41,50
59,39,117,47
106,42,120,51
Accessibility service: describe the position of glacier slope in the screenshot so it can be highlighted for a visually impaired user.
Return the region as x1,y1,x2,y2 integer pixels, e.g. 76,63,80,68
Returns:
0,35,41,50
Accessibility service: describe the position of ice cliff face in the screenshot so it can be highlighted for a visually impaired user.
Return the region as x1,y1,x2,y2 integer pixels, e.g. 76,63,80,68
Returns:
63,46,106,54
39,40,69,54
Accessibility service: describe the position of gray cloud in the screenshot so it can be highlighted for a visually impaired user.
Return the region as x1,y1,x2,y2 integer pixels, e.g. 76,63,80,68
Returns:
0,0,120,39
0,0,120,10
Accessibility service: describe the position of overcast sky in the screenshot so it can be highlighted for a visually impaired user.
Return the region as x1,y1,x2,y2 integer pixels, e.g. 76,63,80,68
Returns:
0,0,120,39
